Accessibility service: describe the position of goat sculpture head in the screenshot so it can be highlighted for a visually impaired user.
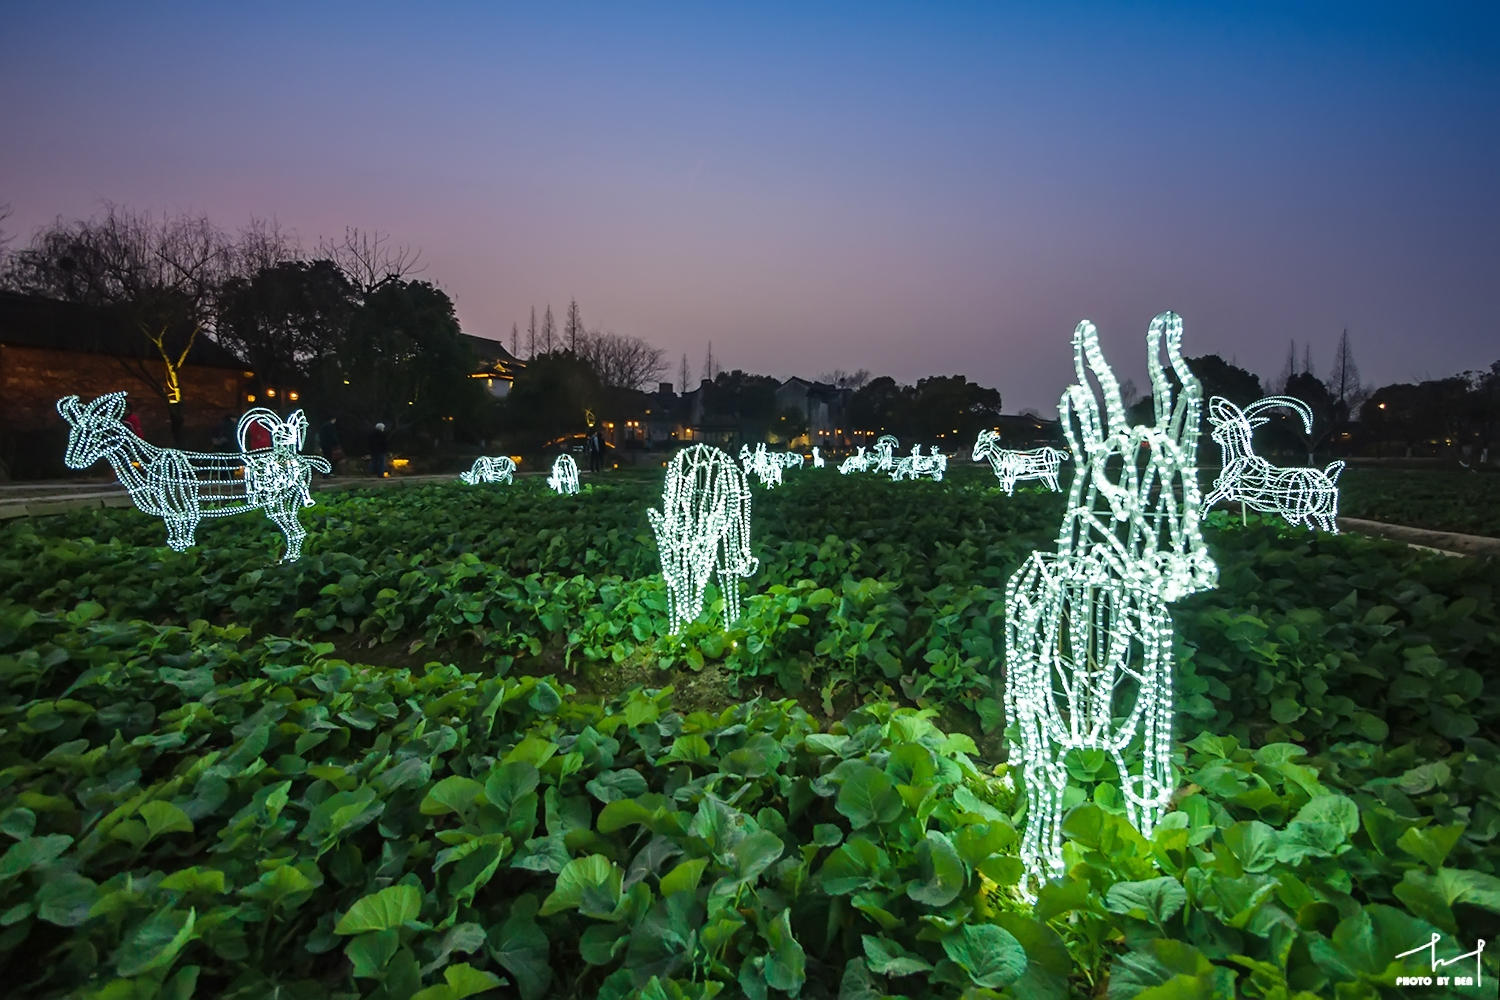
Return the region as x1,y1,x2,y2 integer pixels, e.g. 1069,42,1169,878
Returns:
1056,312,1217,602
56,393,129,470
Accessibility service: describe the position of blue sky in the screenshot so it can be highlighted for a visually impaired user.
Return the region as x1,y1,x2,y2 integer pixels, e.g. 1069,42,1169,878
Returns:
2,1,1497,412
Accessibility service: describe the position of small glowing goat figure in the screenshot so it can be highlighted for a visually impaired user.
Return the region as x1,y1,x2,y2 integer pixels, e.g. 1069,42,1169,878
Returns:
891,444,947,481
648,444,758,632
738,443,784,488
1204,396,1343,532
872,435,900,472
972,430,1069,496
548,454,580,495
776,451,805,471
1004,313,1218,894
56,392,329,561
838,447,869,475
811,448,825,469
459,455,517,485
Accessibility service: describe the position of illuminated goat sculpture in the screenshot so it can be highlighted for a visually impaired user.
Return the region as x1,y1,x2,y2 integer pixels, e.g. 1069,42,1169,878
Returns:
648,444,758,632
739,443,784,488
548,454,580,495
776,451,805,471
972,430,1069,496
56,392,329,561
1203,396,1343,532
891,444,947,481
838,447,869,475
872,435,900,472
1004,313,1218,891
811,447,825,469
459,455,517,485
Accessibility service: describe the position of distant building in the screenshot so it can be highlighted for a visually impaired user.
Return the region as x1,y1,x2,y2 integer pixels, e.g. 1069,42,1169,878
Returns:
463,334,525,397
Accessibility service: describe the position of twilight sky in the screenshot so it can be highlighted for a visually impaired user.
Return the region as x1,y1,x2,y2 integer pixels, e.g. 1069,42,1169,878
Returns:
2,1,1497,414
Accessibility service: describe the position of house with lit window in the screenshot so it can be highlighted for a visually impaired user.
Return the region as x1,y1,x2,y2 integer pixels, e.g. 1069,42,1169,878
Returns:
463,334,525,397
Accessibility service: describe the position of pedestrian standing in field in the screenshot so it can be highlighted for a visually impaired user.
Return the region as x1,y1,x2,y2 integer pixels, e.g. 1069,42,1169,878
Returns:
318,416,343,478
588,428,604,473
211,412,236,450
368,422,388,477
122,402,144,437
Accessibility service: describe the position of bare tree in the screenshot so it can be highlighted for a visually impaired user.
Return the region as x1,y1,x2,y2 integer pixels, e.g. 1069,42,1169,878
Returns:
1330,328,1366,415
317,227,424,295
9,204,236,444
510,321,520,357
541,304,556,353
235,216,299,274
527,307,538,358
565,298,583,352
1275,339,1297,394
817,368,871,390
703,341,718,381
578,328,668,390
679,353,691,393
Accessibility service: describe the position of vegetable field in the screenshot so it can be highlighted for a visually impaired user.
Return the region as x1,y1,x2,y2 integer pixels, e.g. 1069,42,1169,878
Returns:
1,466,1498,999
1336,467,1500,538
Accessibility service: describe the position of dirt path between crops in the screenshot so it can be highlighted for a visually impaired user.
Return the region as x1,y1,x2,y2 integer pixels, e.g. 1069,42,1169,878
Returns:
1338,517,1500,557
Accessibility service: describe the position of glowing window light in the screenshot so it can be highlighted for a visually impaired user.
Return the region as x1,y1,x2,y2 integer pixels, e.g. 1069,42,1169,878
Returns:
890,444,946,481
1204,396,1343,531
1004,312,1218,894
647,444,758,633
838,447,869,475
548,454,580,495
738,443,783,488
459,455,517,485
811,447,825,468
56,392,330,561
972,430,1069,496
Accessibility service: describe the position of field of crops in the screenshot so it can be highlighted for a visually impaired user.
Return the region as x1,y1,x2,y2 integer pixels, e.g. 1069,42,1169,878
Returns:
2,465,1498,999
1336,467,1500,538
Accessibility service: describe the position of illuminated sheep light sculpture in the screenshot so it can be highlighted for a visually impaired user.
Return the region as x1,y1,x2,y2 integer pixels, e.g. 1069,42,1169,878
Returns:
548,454,580,495
811,447,825,468
56,392,329,561
648,444,758,633
1203,396,1343,532
972,430,1069,496
459,455,517,485
776,451,805,471
1004,312,1218,893
739,443,784,488
838,447,869,475
891,444,947,482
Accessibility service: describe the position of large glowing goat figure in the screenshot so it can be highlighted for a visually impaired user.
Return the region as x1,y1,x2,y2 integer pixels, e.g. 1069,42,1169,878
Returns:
972,430,1069,496
1203,396,1343,532
1004,313,1218,892
548,454,580,495
872,435,900,472
56,392,329,561
459,455,517,485
891,444,947,482
648,444,758,632
739,443,784,488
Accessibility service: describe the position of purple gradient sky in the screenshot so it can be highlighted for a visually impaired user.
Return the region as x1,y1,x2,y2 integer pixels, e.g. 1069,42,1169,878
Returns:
3,2,1497,413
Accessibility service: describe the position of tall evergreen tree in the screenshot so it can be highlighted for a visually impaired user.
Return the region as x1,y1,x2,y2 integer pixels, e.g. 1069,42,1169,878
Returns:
679,354,691,393
1330,328,1362,408
702,341,717,381
510,321,519,357
527,307,537,358
542,304,556,353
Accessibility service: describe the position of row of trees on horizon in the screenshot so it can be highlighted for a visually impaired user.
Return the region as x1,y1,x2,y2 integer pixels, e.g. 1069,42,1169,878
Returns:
1,203,1496,466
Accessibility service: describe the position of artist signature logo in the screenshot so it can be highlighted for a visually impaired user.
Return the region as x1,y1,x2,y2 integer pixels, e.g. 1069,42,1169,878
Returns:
1394,932,1486,989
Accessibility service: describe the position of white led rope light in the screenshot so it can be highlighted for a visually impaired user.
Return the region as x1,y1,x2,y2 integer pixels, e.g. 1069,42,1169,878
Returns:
891,444,947,482
1003,313,1218,894
872,435,899,472
1204,396,1343,531
811,447,825,468
548,454,581,495
838,447,869,475
56,392,330,561
739,443,784,488
647,444,758,632
459,455,517,485
972,430,1069,496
